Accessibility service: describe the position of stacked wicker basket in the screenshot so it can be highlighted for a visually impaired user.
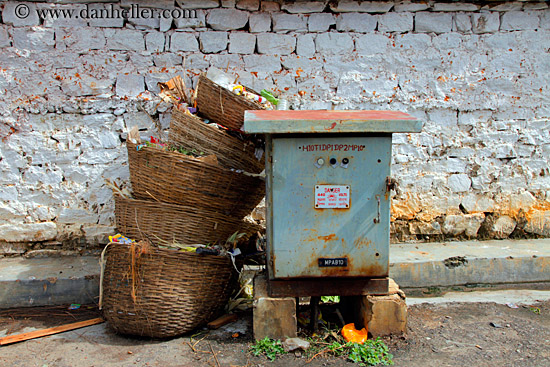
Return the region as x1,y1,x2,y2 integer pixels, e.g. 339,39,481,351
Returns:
101,73,267,338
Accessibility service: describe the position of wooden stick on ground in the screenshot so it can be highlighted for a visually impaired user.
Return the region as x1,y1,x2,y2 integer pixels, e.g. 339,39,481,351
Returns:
0,318,104,346
207,313,238,330
208,342,221,367
186,333,209,353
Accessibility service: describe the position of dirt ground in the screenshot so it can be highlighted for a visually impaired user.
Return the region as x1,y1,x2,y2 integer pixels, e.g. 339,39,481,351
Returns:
0,299,549,367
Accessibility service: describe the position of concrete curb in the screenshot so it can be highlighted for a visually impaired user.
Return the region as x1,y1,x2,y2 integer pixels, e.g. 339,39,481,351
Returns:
389,238,550,288
0,256,99,308
0,239,549,308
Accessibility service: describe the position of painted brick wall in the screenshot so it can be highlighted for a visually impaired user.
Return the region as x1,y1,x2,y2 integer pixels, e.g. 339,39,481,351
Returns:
0,1,549,256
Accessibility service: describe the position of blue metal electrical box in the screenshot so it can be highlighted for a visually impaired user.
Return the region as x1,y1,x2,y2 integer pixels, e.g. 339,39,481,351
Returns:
244,110,422,297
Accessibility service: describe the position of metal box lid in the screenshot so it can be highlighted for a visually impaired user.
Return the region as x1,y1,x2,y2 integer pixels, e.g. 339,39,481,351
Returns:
243,110,422,134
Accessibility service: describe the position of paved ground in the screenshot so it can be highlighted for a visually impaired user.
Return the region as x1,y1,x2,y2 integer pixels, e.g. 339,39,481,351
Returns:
393,289,550,367
1,289,549,367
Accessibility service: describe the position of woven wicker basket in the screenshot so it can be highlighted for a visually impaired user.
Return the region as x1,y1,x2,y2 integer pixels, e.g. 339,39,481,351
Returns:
195,74,265,130
169,108,264,174
101,242,237,338
126,142,264,219
114,194,263,245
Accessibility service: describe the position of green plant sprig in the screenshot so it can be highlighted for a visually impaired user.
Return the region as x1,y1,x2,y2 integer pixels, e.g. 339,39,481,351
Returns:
249,337,286,361
306,331,393,366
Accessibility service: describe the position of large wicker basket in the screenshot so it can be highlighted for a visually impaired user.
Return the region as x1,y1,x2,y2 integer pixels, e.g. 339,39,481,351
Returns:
169,108,264,174
101,242,237,338
126,142,265,219
114,194,263,245
195,74,265,130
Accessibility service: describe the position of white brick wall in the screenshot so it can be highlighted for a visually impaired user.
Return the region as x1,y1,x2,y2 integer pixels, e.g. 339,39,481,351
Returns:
1,1,550,253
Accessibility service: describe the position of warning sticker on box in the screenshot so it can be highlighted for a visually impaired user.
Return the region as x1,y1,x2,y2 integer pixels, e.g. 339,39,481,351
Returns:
315,185,350,209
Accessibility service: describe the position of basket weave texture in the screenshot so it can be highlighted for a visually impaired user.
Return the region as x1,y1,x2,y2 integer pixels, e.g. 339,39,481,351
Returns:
114,194,262,245
101,242,236,337
126,142,264,219
169,108,264,174
195,74,265,130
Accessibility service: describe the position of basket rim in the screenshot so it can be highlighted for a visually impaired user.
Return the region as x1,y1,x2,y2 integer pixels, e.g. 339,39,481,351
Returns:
104,240,233,262
127,141,221,168
168,107,264,173
197,72,265,102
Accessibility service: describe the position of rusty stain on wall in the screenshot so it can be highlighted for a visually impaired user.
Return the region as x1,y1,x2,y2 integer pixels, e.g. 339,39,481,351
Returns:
318,233,337,242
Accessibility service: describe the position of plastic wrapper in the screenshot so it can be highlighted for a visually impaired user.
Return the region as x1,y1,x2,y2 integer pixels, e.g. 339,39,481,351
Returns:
341,323,368,344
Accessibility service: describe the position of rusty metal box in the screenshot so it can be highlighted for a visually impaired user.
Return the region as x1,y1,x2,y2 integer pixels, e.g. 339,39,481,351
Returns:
244,111,421,293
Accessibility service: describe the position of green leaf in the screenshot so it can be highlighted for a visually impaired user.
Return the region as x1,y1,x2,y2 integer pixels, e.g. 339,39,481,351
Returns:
249,337,286,361
345,339,394,366
260,89,279,105
321,296,340,303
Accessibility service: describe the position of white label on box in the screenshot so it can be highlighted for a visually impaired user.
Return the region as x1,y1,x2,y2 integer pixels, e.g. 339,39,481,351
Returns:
315,185,350,209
